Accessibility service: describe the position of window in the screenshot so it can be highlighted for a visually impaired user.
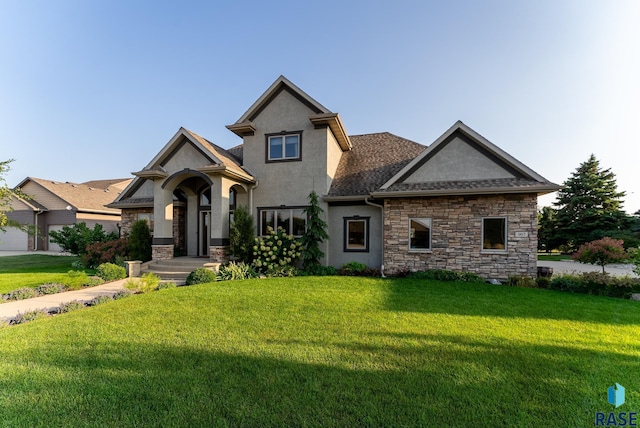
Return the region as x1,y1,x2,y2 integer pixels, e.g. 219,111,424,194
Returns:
482,217,507,250
344,217,369,252
260,208,306,236
266,132,301,161
409,218,431,250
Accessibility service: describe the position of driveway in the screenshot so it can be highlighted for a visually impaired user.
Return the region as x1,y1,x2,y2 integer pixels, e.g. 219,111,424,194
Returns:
538,260,637,277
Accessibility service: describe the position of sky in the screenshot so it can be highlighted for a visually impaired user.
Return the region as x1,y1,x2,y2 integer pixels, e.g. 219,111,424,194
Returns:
1,1,639,213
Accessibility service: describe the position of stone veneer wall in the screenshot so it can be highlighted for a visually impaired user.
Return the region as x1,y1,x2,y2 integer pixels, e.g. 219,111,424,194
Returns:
152,244,174,260
120,208,153,236
209,246,229,264
383,194,538,280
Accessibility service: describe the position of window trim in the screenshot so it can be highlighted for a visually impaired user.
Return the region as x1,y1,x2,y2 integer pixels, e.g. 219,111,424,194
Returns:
408,217,432,252
265,131,302,162
258,206,308,237
343,216,370,252
482,217,507,252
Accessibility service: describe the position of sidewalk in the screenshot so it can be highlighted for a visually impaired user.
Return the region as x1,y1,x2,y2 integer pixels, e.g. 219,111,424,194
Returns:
0,279,127,322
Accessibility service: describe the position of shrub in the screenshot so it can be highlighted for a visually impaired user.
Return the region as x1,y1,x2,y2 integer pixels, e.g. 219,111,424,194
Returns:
549,274,584,293
58,300,85,313
126,273,161,293
229,206,256,263
457,272,486,283
89,295,113,306
83,238,129,268
339,262,368,276
63,270,91,290
535,277,551,289
185,268,218,285
112,289,133,300
128,219,152,262
157,282,177,291
404,269,485,283
3,287,38,301
36,283,67,295
300,265,339,276
96,263,127,281
507,276,537,288
12,309,49,325
264,265,298,278
217,262,258,281
49,222,118,256
252,227,302,274
572,237,628,274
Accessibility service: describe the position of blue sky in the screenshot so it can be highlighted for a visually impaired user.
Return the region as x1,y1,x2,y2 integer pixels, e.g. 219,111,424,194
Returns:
1,1,638,213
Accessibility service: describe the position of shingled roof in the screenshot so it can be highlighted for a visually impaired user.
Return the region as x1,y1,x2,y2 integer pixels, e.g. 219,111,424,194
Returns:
327,132,426,197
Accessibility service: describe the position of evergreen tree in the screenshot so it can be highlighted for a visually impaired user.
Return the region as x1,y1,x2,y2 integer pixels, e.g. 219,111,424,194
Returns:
128,219,152,262
537,206,558,252
553,154,630,250
229,205,255,263
301,191,329,273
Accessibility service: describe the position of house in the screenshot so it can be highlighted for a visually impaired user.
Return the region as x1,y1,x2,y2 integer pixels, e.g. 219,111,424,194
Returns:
109,76,559,279
1,178,131,251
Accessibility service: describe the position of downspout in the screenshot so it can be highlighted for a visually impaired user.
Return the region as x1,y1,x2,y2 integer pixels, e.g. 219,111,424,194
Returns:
249,181,259,214
364,197,385,278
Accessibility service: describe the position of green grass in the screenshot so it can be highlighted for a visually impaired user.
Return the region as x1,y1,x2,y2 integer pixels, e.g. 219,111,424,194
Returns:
538,253,572,261
0,277,638,427
0,255,82,293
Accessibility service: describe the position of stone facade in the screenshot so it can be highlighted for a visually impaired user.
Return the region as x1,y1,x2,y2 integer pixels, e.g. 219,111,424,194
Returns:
383,194,538,280
152,244,174,261
209,246,229,264
120,208,153,236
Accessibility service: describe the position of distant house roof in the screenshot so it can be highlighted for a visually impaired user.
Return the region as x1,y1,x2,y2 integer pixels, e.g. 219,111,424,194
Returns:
17,177,132,214
327,133,426,197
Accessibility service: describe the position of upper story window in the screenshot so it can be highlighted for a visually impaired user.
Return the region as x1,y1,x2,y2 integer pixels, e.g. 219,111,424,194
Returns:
266,132,302,162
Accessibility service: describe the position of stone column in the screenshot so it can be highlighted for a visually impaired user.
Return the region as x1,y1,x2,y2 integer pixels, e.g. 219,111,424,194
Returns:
152,183,175,260
208,175,231,264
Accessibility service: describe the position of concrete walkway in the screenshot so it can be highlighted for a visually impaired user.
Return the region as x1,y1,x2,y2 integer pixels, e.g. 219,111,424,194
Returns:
0,279,127,322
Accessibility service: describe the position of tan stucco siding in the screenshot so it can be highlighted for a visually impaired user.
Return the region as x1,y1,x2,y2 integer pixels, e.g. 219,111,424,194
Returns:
327,204,382,269
131,180,155,198
325,128,342,191
162,142,212,173
403,136,515,183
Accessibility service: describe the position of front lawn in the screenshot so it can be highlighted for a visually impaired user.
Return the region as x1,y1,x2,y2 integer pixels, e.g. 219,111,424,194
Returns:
0,277,638,426
0,254,83,294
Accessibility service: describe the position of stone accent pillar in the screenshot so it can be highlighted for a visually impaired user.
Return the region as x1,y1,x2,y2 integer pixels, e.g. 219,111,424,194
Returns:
209,246,229,264
125,260,142,277
152,245,174,261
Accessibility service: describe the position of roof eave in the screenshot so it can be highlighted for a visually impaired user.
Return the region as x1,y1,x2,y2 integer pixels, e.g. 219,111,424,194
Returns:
308,113,352,151
226,122,256,137
371,184,561,198
322,195,369,202
132,170,168,179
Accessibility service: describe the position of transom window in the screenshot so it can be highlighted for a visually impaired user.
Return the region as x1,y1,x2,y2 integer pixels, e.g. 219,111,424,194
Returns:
266,132,301,161
409,218,431,250
344,217,369,252
260,208,307,236
482,217,507,250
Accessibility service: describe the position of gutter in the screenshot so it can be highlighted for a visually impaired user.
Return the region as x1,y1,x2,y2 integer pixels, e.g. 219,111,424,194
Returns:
364,197,385,278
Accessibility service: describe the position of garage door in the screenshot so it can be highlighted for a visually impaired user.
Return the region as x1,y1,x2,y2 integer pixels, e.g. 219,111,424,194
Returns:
0,227,29,251
48,225,64,252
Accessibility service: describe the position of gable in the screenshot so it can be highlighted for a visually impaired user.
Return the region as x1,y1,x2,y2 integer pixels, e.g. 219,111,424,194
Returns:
252,87,319,132
159,138,215,172
401,132,519,183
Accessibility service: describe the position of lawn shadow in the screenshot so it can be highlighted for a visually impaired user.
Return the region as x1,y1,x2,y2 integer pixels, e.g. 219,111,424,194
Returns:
1,336,632,427
383,278,640,325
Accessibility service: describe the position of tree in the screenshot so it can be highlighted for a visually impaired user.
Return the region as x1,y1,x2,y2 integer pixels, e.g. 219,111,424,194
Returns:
128,219,152,262
553,154,632,251
572,237,628,274
0,159,26,234
300,191,329,273
537,206,558,252
229,205,255,263
49,222,118,256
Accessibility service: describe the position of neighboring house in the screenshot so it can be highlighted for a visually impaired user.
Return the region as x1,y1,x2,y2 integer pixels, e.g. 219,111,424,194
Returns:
0,178,131,251
109,76,559,279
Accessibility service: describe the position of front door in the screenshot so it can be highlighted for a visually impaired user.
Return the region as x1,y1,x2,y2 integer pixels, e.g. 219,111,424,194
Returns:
200,211,210,256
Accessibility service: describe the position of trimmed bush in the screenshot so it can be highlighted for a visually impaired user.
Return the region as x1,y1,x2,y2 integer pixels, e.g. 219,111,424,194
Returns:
96,263,127,282
404,269,484,283
185,268,218,285
507,276,537,288
300,265,339,276
3,287,38,301
63,270,91,290
83,238,129,268
58,300,85,313
36,283,67,295
12,309,49,325
128,220,152,262
89,295,113,306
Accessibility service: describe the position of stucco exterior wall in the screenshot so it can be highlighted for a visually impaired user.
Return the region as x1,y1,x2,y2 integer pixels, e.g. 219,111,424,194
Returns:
383,194,538,280
327,204,382,269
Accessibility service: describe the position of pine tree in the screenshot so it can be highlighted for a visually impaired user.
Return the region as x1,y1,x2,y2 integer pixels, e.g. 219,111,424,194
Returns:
553,154,630,250
301,191,329,273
